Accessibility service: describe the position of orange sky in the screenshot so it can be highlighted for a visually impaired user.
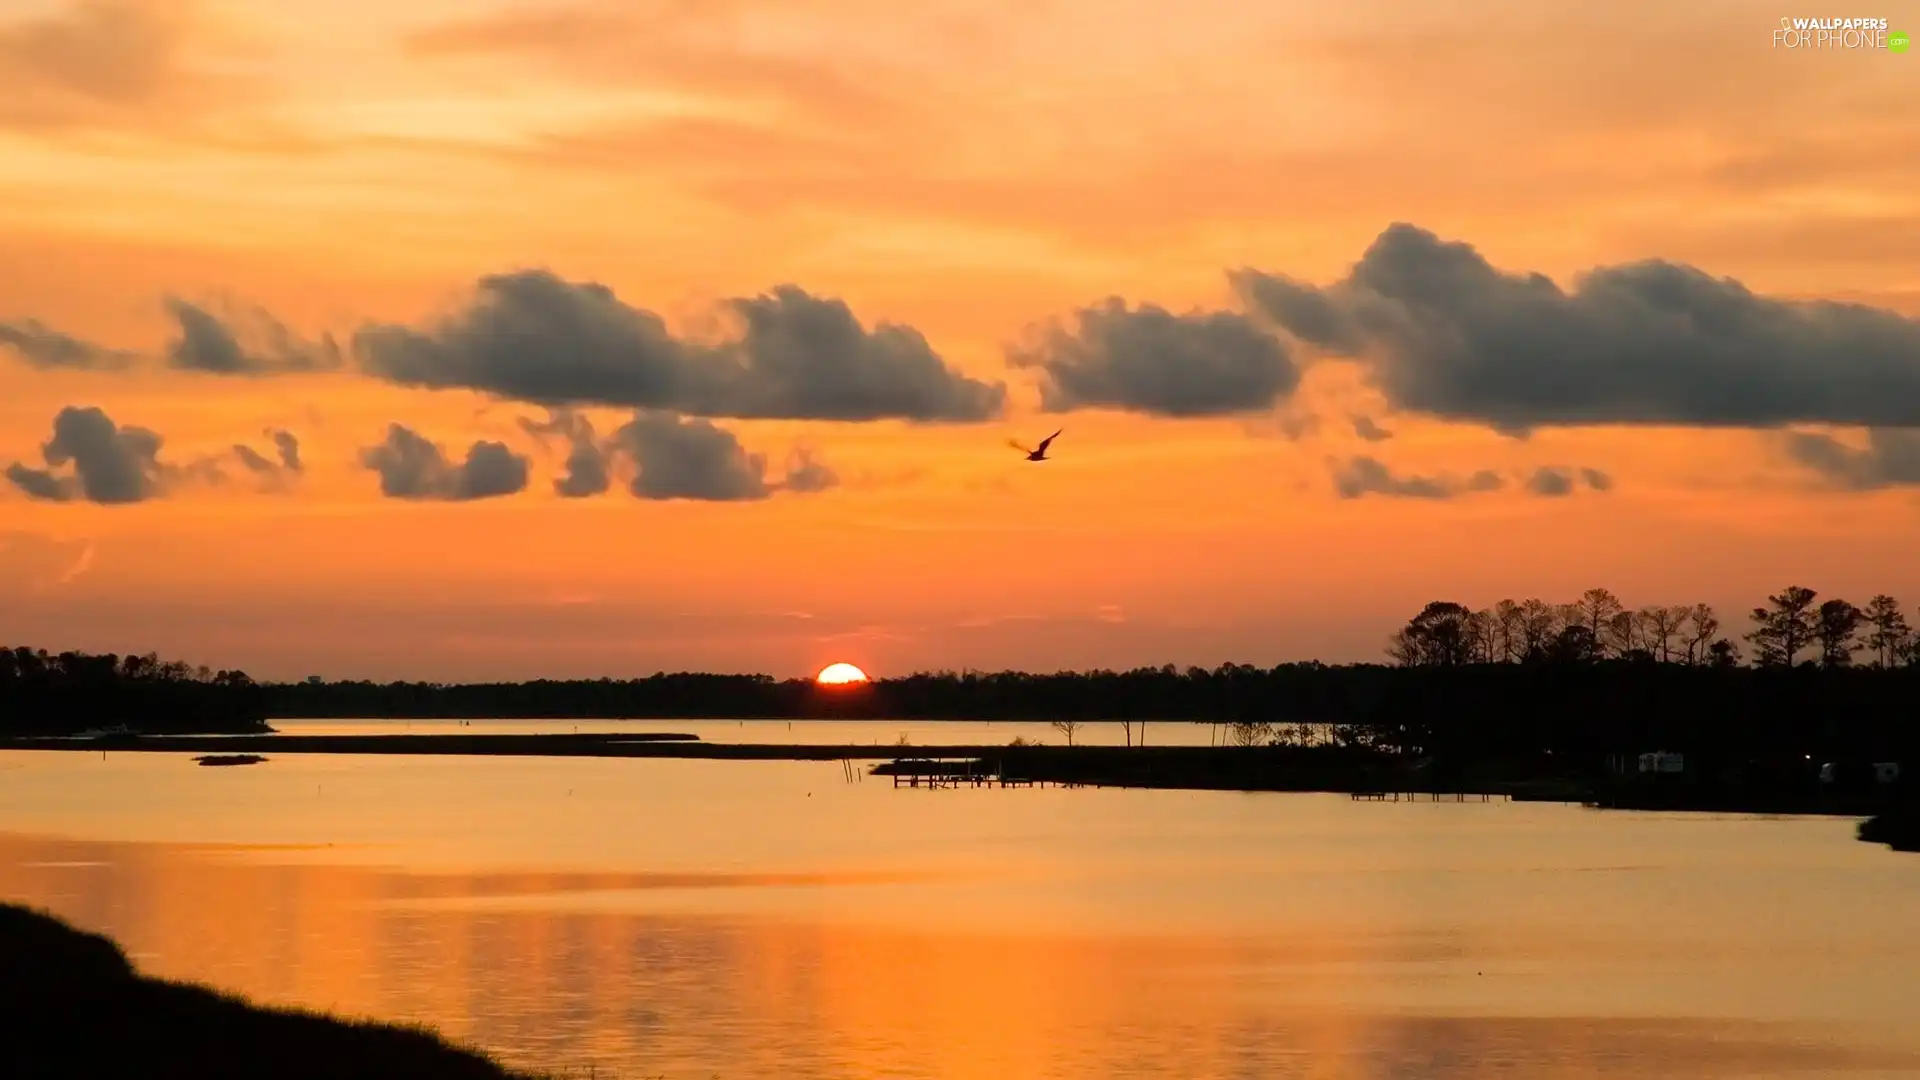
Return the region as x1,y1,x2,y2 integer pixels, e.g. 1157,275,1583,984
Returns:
3,0,1919,680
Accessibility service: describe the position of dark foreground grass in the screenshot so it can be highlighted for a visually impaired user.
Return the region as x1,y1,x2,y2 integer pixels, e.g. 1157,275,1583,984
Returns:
1860,801,1920,852
0,903,541,1080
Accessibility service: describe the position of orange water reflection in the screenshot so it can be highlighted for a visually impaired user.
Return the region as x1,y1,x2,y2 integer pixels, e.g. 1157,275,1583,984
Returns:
3,829,1918,1079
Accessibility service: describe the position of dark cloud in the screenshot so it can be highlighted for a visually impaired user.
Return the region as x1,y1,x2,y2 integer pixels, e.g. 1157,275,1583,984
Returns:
4,463,71,501
1009,298,1300,417
271,429,301,473
518,409,610,498
4,405,165,503
164,298,341,375
1580,467,1614,492
357,424,529,501
0,318,135,370
1232,271,1364,353
231,429,302,488
354,271,1004,422
1331,455,1503,500
1786,429,1920,489
1235,222,1920,433
232,445,277,474
1351,414,1393,442
611,412,775,502
1525,467,1575,497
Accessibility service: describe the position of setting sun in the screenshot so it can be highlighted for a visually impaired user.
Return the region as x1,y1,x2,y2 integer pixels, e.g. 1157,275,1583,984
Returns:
816,663,870,685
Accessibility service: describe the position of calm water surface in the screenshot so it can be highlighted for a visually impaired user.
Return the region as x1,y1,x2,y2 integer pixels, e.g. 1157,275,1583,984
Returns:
2,749,1918,1079
266,716,1228,745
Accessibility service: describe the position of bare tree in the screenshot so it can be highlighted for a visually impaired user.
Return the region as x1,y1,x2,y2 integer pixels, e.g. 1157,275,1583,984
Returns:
1052,718,1081,746
1468,609,1499,663
1603,609,1644,658
1862,595,1911,668
1519,599,1559,660
1684,604,1720,665
1638,605,1689,663
1577,588,1626,654
1229,719,1273,747
1493,599,1525,662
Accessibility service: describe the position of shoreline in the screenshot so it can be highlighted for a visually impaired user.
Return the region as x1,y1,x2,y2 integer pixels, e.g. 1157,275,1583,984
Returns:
0,903,537,1079
6,735,1903,827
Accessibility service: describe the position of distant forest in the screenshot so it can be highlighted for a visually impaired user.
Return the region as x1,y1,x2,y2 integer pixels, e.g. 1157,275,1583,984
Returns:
7,585,1918,759
1,647,269,736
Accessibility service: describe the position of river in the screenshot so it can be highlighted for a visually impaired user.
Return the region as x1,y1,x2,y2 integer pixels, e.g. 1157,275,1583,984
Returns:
2,747,1916,1078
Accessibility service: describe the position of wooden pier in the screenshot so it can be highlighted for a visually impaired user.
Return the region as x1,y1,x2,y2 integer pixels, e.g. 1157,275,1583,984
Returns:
1351,791,1507,802
878,758,1074,789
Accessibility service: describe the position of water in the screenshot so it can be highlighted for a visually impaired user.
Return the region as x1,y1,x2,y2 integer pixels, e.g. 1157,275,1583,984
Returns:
264,717,1231,745
2,748,1918,1079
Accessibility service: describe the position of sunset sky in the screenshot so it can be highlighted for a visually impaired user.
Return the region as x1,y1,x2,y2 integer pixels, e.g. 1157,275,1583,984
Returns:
3,0,1918,681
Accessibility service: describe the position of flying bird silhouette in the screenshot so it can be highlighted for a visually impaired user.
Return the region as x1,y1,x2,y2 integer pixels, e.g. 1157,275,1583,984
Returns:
1009,429,1062,461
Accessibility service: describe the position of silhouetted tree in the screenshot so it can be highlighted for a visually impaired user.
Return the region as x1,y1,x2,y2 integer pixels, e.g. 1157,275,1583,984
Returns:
1052,718,1081,746
1468,609,1499,663
1390,602,1476,667
1603,609,1643,659
1863,595,1912,668
0,646,266,735
1683,604,1721,666
1748,586,1819,667
1549,623,1600,664
1815,599,1863,668
1576,588,1626,655
1638,606,1688,663
1492,599,1526,662
1518,599,1558,661
1229,719,1273,746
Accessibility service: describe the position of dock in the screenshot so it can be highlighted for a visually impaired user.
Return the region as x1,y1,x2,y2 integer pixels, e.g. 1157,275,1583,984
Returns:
1351,790,1507,802
877,758,1072,789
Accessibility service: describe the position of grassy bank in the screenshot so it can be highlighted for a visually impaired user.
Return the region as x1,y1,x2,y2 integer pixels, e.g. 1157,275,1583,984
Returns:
1859,796,1920,852
0,903,537,1079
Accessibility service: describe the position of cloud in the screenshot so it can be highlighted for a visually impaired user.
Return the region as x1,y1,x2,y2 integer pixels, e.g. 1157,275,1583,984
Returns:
1351,414,1393,442
357,424,530,501
232,445,277,474
354,271,1004,422
1785,429,1920,489
518,409,609,498
1009,298,1300,417
1526,467,1575,497
1235,223,1920,434
610,412,777,502
1330,455,1504,500
779,448,839,494
1523,465,1611,497
230,429,303,489
0,0,266,136
0,318,135,370
164,297,342,375
4,405,167,503
271,429,301,473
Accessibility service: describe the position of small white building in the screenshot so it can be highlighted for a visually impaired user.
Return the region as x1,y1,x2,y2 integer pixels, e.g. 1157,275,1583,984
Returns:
1638,751,1685,774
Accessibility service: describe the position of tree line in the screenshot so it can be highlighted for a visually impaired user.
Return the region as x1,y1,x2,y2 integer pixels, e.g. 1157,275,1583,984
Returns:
1389,587,1919,670
1,647,269,736
9,583,1917,764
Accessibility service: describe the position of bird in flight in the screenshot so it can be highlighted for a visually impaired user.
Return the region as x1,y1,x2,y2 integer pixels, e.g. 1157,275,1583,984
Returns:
1009,429,1062,461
